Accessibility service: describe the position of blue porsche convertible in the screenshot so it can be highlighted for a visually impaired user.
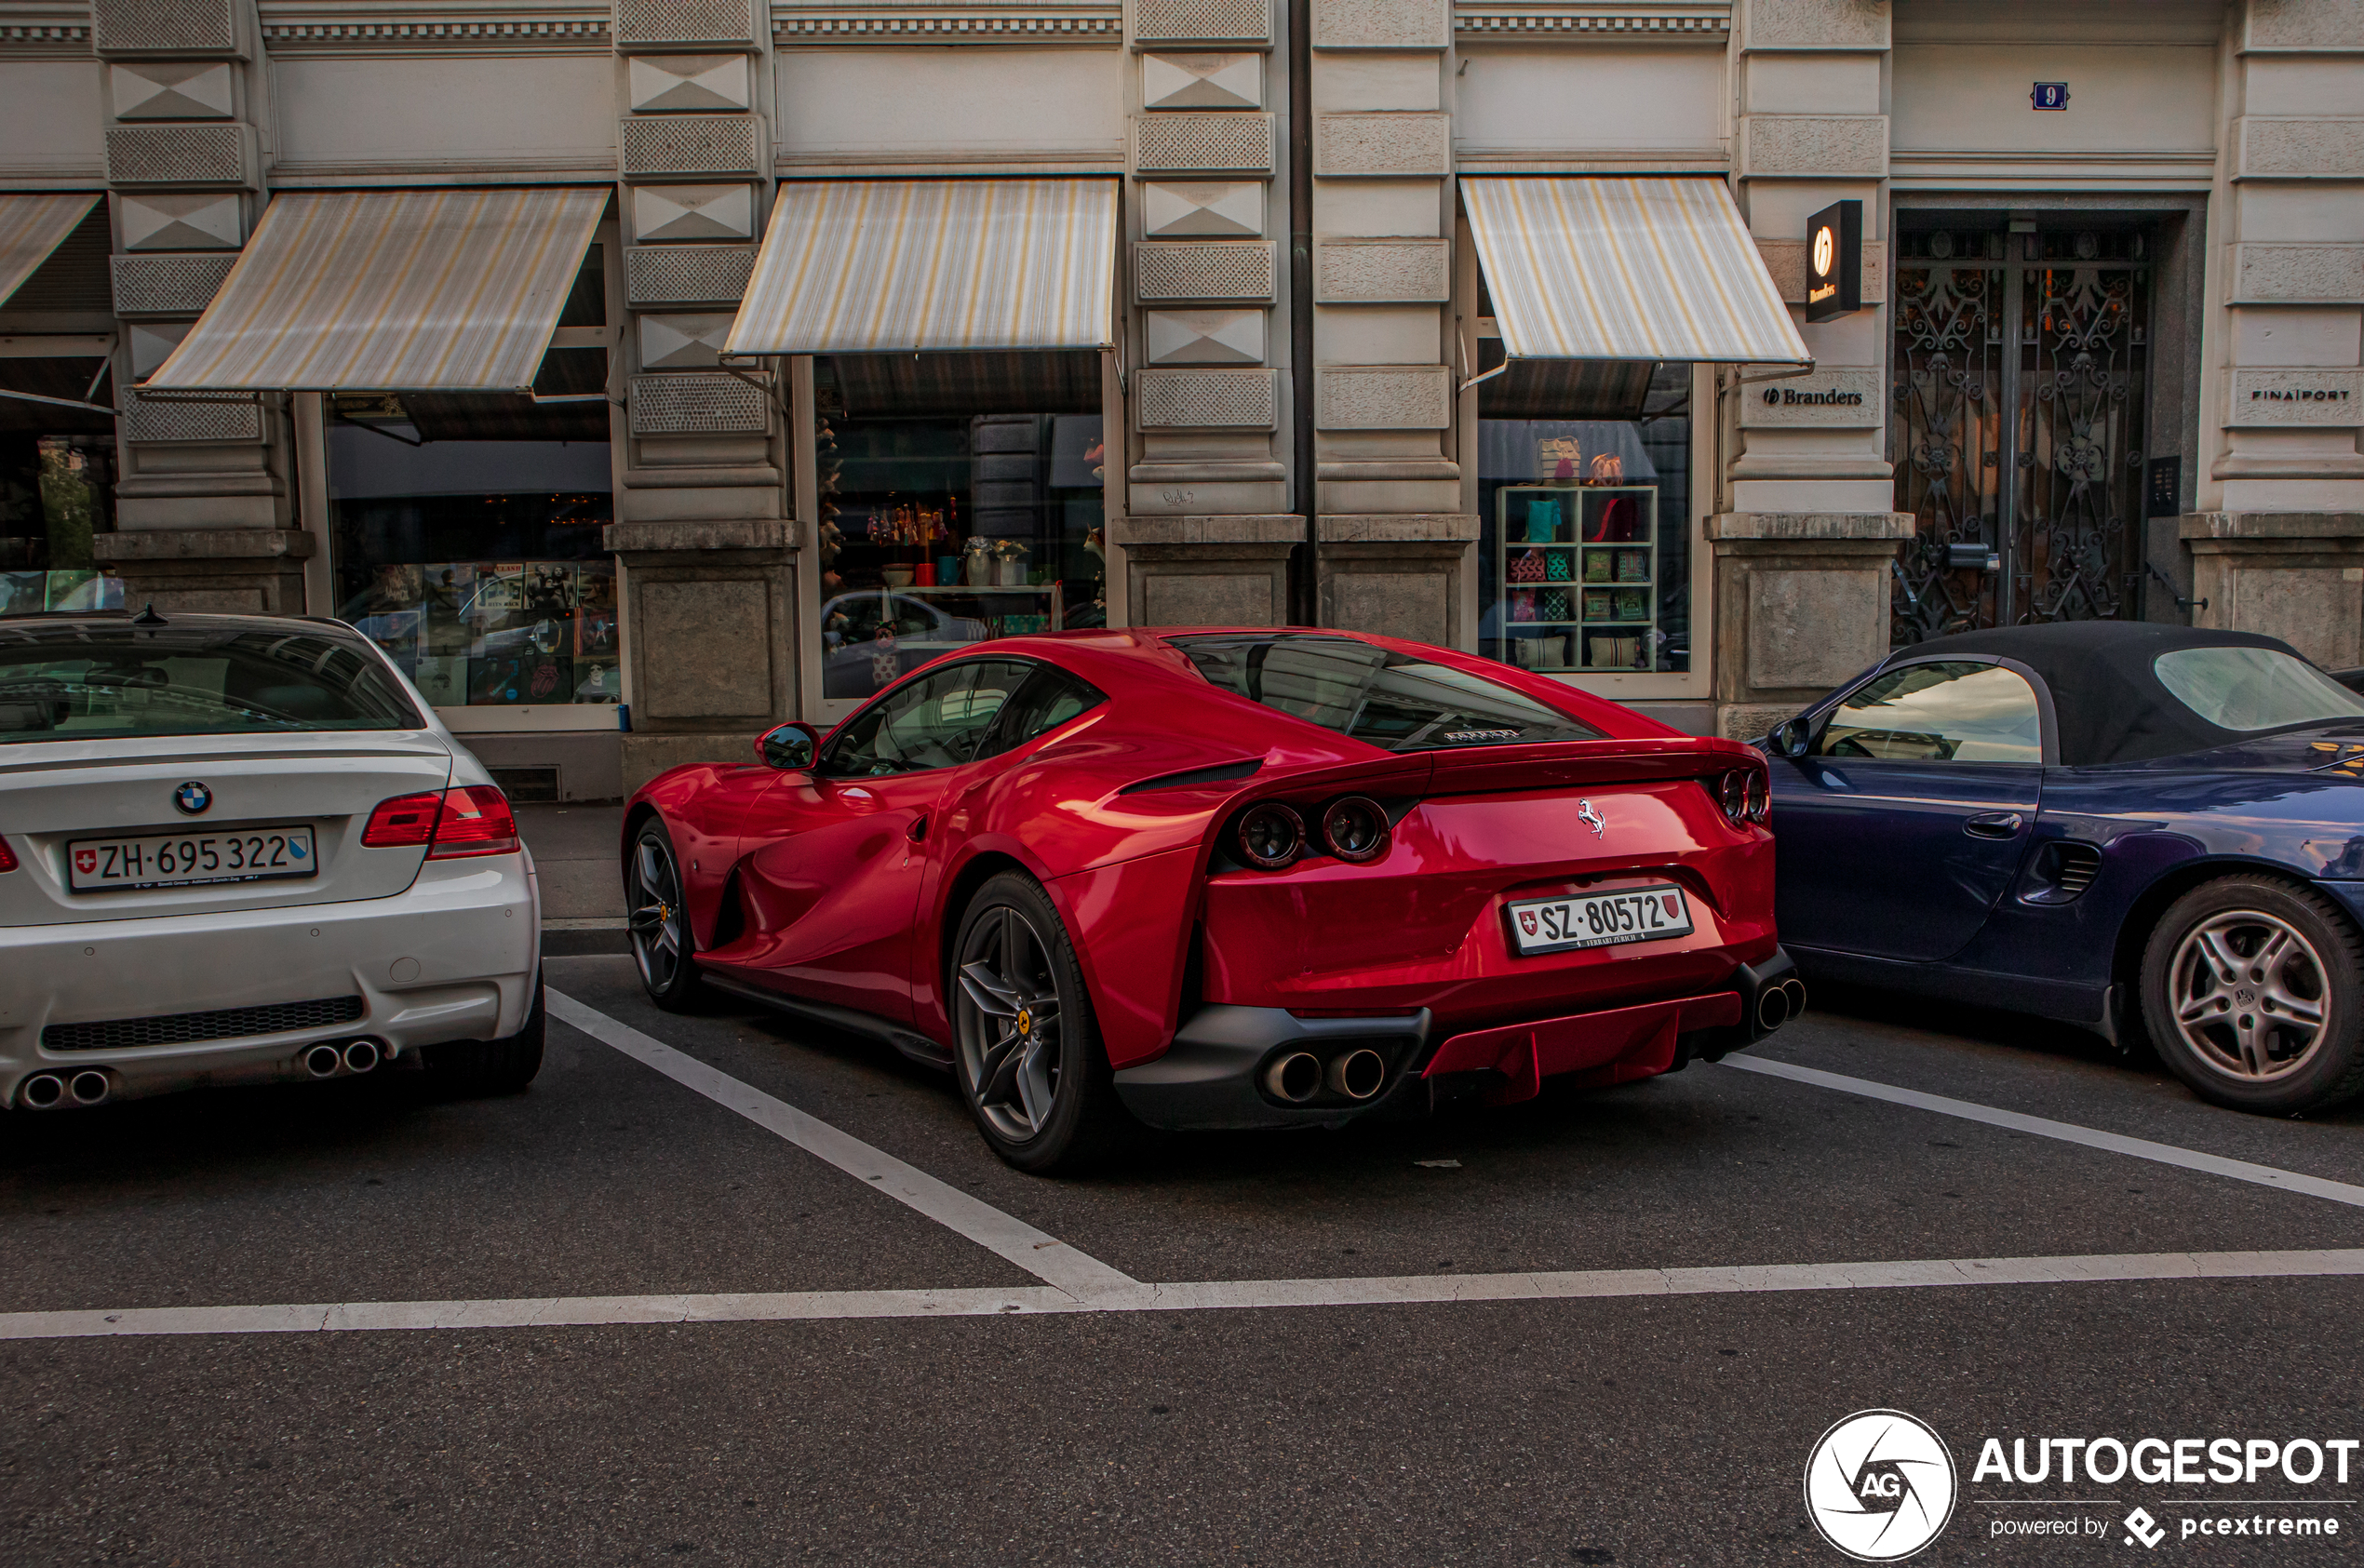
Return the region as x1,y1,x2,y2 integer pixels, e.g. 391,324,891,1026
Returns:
1763,622,2364,1117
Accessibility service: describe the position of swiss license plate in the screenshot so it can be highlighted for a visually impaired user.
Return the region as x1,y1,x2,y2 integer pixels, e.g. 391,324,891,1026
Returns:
1507,884,1693,955
67,827,317,892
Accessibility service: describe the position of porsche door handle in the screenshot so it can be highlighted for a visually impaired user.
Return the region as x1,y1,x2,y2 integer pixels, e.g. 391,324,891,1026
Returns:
1963,811,2024,838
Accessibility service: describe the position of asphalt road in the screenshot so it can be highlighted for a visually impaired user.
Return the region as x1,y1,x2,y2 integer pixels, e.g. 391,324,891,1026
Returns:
4,958,2361,1567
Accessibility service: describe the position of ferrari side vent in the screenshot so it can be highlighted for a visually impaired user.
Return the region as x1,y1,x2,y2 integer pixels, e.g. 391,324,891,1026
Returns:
2052,842,2102,898
1119,758,1263,795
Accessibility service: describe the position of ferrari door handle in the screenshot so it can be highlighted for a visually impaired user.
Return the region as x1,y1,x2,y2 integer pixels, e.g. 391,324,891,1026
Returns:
907,813,929,844
1963,811,2024,838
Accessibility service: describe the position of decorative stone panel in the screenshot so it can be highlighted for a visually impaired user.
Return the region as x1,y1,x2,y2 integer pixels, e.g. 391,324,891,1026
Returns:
626,243,756,304
1136,368,1280,429
118,192,243,251
629,372,771,435
1310,0,1445,49
2228,244,2364,304
2235,118,2364,180
110,61,233,120
1134,240,1278,302
1456,11,1726,38
1312,114,1449,178
112,252,238,315
128,320,189,380
1314,239,1447,303
1133,0,1271,49
1141,181,1264,237
1756,238,1886,304
613,0,756,51
639,313,736,369
627,53,752,112
104,124,255,187
1315,365,1451,430
620,114,761,180
1145,308,1266,365
1738,369,1884,428
1142,52,1261,110
1741,0,1887,50
632,183,756,242
1739,115,1887,178
2245,0,2364,51
2223,369,2364,427
1134,113,1277,176
120,390,262,445
92,0,237,57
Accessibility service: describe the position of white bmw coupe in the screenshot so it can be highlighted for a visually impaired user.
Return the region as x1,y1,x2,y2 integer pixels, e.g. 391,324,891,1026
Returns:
0,609,543,1111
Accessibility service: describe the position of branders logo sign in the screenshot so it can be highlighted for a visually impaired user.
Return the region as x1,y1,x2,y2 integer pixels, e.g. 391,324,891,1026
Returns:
1805,198,1861,323
1764,387,1867,408
1805,1410,1958,1561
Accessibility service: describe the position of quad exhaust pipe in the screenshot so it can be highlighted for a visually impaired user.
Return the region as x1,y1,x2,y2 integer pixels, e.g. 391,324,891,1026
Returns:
18,1069,110,1109
1755,977,1809,1034
304,1039,383,1079
1264,1052,1323,1104
1263,1046,1390,1106
1326,1048,1386,1102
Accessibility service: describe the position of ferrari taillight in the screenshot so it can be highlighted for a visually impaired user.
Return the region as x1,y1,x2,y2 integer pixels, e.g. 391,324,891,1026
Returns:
362,786,519,858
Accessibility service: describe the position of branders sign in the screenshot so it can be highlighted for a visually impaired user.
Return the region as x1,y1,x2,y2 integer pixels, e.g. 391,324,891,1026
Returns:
1806,199,1861,323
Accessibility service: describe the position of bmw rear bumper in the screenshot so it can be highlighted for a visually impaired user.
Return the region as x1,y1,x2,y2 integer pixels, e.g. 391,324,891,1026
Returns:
0,852,540,1108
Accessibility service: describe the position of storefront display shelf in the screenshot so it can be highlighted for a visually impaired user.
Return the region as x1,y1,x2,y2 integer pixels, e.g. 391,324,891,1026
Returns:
1498,483,1658,674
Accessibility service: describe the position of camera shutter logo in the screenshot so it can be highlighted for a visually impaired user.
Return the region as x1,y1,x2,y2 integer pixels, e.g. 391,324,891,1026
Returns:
1804,1410,1957,1561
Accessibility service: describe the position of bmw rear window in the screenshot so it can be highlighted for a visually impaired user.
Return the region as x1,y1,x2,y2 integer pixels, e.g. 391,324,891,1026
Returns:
1168,634,1602,752
0,622,423,743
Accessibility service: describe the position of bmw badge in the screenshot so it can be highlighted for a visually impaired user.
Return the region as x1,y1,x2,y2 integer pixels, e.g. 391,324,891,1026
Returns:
173,781,212,815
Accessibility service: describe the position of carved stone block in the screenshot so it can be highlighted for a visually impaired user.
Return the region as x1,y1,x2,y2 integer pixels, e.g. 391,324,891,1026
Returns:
112,252,238,315
1313,238,1447,303
104,123,254,187
1739,114,1887,178
1141,181,1264,237
613,0,756,51
2236,117,2364,180
1142,52,1261,110
1145,308,1266,365
628,53,752,114
128,320,189,380
1315,365,1451,430
1741,0,1887,50
1135,368,1281,429
639,313,736,369
632,183,755,243
1134,113,1277,176
1738,369,1884,428
1132,0,1273,48
2229,244,2364,303
2246,0,2364,51
1134,240,1279,302
120,390,262,445
2223,369,2364,427
620,114,761,181
637,578,774,718
92,0,238,57
1310,0,1446,50
118,192,243,251
626,244,757,305
110,61,233,119
1313,113,1450,178
629,372,772,435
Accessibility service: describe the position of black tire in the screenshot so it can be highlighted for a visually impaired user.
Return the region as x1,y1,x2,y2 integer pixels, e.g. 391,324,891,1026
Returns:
947,872,1130,1174
627,816,706,1012
2139,873,2364,1116
425,974,546,1097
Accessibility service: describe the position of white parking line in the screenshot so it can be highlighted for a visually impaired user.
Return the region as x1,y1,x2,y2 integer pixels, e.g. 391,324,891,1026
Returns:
4,1248,2357,1340
545,990,1141,1297
1725,1055,2364,1209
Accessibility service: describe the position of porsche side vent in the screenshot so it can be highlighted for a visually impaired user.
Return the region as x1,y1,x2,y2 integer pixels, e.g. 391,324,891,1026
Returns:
1119,758,1263,795
2052,842,2102,898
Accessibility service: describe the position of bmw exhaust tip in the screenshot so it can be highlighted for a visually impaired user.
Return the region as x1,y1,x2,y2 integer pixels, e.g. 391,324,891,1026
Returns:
1326,1048,1387,1102
1264,1052,1323,1104
1756,986,1792,1033
303,1044,344,1079
20,1072,65,1110
342,1040,382,1075
67,1069,110,1107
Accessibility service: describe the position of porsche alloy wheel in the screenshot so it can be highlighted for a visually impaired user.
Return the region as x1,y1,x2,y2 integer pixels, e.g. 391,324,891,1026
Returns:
2142,875,2364,1116
628,821,704,1012
950,873,1126,1173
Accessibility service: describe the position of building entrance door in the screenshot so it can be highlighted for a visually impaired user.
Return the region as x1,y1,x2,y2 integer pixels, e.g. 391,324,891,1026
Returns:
1888,224,2153,645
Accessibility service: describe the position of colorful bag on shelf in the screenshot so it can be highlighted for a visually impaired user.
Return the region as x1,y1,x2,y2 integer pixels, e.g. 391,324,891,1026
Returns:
1545,552,1571,581
1582,588,1611,621
1510,588,1538,622
1509,550,1545,583
1617,550,1648,583
1539,588,1571,622
1582,551,1611,583
1525,498,1562,543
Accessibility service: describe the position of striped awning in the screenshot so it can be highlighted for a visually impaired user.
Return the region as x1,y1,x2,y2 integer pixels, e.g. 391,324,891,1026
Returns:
146,187,608,392
1463,177,1808,365
0,193,101,311
728,179,1118,355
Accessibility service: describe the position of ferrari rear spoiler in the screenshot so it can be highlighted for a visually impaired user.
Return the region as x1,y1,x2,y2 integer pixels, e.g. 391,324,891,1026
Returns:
1419,736,1765,797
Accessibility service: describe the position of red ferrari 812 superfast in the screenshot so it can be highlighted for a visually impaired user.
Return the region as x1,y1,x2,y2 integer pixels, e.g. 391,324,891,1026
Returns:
622,629,1799,1172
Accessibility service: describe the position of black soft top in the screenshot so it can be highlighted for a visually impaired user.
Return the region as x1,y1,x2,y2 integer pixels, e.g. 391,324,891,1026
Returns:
1890,622,2309,767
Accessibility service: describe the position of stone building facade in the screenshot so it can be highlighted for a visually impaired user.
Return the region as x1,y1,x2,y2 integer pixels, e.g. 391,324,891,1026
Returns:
0,0,2357,795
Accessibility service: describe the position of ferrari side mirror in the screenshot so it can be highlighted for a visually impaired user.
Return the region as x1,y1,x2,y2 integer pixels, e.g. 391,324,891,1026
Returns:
757,721,820,771
1768,717,1813,759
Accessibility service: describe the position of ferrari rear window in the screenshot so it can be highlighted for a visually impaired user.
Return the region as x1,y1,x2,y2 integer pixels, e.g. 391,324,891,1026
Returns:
2155,646,2364,732
0,623,422,742
1168,634,1602,752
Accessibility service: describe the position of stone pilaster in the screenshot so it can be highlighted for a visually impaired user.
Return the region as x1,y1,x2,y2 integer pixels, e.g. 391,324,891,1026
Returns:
1707,510,1914,739
2180,511,2364,670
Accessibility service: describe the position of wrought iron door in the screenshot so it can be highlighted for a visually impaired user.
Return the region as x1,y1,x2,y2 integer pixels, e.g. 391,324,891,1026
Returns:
1890,227,2152,645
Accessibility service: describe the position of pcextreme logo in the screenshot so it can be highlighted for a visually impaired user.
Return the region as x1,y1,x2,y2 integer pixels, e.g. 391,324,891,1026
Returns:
1806,1410,1960,1561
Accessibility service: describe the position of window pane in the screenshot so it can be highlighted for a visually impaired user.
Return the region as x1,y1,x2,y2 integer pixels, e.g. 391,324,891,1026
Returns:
983,664,1105,757
2154,647,2364,732
1820,661,2040,763
825,661,1029,776
0,624,421,743
1171,633,1602,752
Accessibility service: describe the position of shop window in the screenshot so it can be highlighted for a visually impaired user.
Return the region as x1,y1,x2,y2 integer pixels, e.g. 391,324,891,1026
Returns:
1475,361,1690,676
0,356,120,614
814,350,1105,701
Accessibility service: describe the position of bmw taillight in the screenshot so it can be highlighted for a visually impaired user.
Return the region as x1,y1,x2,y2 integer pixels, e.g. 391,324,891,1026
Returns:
0,837,17,873
362,786,519,858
